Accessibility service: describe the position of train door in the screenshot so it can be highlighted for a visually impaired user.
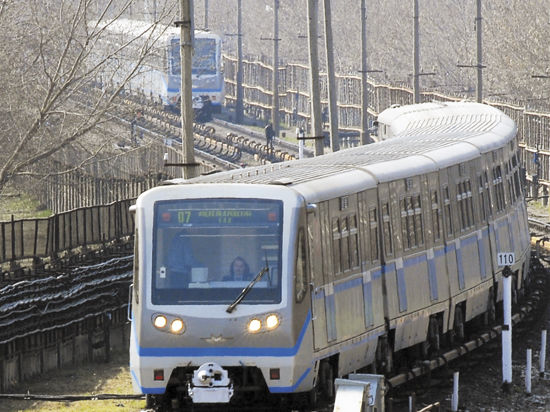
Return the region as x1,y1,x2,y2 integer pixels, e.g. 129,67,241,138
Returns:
308,200,331,350
377,183,400,326
426,172,451,333
439,166,461,331
358,188,385,329
478,153,496,281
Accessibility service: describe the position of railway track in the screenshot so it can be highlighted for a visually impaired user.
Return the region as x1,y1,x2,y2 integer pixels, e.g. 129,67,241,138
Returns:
116,94,307,171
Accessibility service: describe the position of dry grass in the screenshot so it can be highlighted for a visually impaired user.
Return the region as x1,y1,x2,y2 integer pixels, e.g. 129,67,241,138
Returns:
0,350,146,412
0,192,51,221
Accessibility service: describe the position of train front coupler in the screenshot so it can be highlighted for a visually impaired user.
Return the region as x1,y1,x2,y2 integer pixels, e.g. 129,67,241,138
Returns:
187,362,234,403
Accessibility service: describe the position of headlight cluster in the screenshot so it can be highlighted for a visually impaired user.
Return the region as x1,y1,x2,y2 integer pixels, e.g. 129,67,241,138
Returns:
247,314,280,333
152,314,186,335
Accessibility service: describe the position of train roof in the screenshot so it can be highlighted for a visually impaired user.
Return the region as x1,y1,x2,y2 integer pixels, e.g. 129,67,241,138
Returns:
91,18,219,41
169,102,516,202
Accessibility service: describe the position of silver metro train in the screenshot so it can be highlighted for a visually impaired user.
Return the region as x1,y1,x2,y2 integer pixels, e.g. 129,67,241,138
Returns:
94,19,224,114
129,101,530,409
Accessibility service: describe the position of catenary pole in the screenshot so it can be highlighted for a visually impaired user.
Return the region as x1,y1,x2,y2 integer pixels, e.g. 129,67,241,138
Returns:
307,0,324,156
323,0,339,152
475,0,483,103
178,0,198,179
413,0,420,103
271,0,280,137
360,0,370,145
235,0,244,123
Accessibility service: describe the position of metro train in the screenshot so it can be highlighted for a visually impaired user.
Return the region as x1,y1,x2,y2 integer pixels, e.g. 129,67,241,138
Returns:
129,101,531,410
94,18,224,116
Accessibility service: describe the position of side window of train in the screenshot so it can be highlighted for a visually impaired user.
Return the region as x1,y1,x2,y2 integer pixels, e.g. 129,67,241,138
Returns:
478,174,487,222
341,217,350,272
382,203,393,256
401,195,424,250
431,190,442,241
443,185,453,236
368,207,379,262
492,165,505,212
332,218,342,275
505,160,514,203
295,228,307,303
513,152,522,198
484,171,493,217
349,215,360,269
413,195,424,246
133,228,139,304
400,196,412,249
456,179,474,230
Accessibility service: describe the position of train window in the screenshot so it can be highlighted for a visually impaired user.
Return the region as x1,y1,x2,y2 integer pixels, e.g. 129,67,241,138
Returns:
431,190,442,241
340,196,349,210
150,198,283,305
492,166,505,212
341,217,350,272
467,180,475,226
349,215,359,269
332,218,342,274
513,169,522,198
484,171,493,217
512,152,518,168
457,179,474,230
413,195,424,246
382,203,393,256
443,185,453,236
295,228,307,303
169,39,181,75
478,175,487,222
400,197,412,249
401,195,423,249
368,207,379,262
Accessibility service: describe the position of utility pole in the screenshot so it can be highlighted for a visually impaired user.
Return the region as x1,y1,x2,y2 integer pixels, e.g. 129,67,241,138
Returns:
475,0,483,103
360,0,369,145
272,0,280,138
457,0,484,102
323,0,339,152
413,0,420,103
307,0,324,156
204,0,208,29
178,0,198,179
235,0,244,123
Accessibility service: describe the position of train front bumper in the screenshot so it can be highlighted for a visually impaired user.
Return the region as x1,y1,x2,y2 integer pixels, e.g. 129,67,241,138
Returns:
130,352,313,396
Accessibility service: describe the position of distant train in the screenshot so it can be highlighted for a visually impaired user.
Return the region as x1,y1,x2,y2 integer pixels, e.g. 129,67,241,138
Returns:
94,18,224,117
129,101,530,410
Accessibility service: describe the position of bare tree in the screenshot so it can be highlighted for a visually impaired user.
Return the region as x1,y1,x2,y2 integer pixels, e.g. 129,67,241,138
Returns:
0,0,177,194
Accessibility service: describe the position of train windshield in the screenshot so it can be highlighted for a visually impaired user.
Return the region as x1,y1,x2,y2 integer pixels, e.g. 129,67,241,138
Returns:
151,198,283,305
169,38,217,76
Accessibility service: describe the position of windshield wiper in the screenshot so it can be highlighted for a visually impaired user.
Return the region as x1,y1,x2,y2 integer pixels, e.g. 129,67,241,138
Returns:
226,266,269,313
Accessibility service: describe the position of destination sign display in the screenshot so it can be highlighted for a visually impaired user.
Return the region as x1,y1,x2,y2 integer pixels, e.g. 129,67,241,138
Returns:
159,208,279,226
155,199,283,227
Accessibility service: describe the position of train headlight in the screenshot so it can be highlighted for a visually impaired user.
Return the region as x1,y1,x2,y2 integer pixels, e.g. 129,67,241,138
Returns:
247,318,262,333
153,315,168,329
170,318,186,334
265,314,280,330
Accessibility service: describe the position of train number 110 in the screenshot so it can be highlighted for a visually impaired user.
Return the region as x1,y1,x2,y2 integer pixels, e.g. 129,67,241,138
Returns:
497,252,515,267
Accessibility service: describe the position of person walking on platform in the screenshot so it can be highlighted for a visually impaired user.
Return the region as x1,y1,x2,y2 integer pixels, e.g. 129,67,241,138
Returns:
264,122,275,150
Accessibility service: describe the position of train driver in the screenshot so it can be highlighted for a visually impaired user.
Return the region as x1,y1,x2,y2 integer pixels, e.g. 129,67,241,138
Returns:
224,256,253,281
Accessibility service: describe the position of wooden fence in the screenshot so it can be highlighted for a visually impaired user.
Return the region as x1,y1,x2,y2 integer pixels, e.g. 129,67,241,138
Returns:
0,199,135,272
